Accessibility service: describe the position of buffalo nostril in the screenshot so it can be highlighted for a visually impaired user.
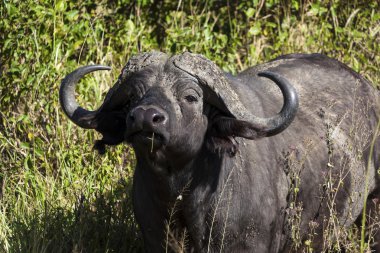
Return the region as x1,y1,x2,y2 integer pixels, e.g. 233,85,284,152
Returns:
152,114,165,124
129,107,145,123
130,107,167,127
145,108,166,125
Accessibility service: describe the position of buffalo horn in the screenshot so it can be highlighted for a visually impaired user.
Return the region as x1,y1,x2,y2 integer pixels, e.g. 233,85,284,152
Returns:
173,52,299,137
59,65,111,129
254,71,299,136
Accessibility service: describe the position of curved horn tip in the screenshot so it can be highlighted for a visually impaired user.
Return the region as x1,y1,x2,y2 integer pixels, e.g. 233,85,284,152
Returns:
257,70,299,106
256,70,299,136
74,65,112,72
257,70,277,78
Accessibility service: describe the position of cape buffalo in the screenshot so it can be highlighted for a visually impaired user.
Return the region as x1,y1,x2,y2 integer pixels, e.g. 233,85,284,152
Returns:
60,52,380,252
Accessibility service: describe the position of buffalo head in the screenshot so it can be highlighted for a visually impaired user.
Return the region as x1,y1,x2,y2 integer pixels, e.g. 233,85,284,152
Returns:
60,52,298,171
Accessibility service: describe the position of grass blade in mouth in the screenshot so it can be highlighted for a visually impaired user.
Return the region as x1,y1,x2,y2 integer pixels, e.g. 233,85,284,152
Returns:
151,132,154,153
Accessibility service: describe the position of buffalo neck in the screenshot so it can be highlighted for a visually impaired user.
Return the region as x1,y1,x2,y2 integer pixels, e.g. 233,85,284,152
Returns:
134,144,224,204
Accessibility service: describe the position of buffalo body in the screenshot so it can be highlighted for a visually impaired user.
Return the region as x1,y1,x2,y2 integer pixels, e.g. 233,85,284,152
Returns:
60,52,380,252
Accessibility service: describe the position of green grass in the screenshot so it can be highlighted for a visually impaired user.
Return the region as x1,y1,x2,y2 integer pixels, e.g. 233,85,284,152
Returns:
1,0,379,252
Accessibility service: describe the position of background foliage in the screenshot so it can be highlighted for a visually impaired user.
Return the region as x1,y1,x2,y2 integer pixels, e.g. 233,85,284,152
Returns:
0,0,379,252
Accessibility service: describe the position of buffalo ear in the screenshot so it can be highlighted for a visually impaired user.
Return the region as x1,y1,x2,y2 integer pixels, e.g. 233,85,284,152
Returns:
206,135,238,157
206,116,266,156
93,111,127,154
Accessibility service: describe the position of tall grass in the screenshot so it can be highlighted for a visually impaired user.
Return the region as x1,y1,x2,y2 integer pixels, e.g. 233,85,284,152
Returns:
1,0,379,252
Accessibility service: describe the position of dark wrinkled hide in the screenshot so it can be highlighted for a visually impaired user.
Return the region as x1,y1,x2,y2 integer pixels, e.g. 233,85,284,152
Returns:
60,53,380,253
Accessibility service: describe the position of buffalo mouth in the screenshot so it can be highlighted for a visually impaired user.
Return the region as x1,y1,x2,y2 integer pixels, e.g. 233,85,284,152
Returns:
126,130,169,149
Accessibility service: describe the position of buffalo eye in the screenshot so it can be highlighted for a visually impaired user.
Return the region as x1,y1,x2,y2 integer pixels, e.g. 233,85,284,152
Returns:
184,94,198,103
181,88,200,104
